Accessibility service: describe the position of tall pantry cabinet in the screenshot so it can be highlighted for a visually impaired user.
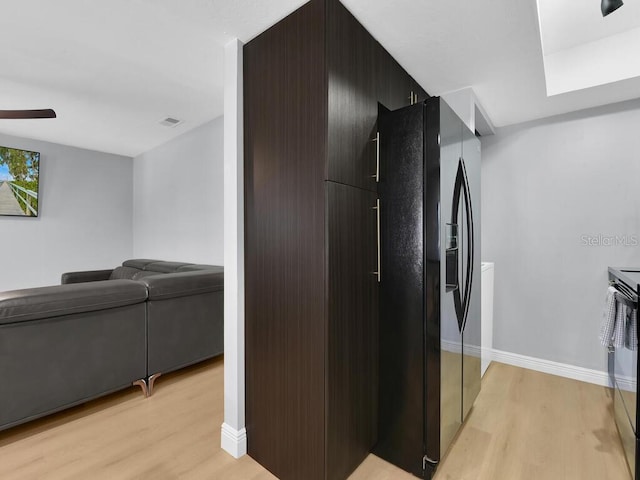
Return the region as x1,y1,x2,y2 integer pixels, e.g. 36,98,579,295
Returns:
244,1,428,479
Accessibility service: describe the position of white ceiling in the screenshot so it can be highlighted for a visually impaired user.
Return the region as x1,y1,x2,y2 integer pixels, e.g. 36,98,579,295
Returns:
0,0,307,157
2,0,640,156
343,0,640,127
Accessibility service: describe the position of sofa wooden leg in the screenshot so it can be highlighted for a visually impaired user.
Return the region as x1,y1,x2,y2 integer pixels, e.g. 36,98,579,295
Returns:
133,379,149,398
147,373,162,397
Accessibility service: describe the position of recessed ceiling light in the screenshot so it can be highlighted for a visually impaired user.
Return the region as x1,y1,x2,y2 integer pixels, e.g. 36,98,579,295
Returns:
159,117,182,128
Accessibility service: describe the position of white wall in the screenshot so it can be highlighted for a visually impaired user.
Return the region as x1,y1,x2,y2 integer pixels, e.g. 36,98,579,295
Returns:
132,116,224,265
0,132,133,292
482,99,640,373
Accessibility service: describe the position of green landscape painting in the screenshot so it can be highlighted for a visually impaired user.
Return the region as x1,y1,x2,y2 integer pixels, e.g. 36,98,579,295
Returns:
0,146,40,217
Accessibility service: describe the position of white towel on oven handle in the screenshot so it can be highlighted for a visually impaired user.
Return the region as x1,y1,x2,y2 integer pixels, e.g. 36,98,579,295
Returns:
626,306,638,351
613,300,627,349
600,286,618,347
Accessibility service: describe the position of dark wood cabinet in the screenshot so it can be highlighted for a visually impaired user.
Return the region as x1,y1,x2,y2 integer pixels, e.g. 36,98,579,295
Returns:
375,45,412,111
244,1,429,479
244,2,327,479
327,0,377,192
326,181,379,480
326,1,427,192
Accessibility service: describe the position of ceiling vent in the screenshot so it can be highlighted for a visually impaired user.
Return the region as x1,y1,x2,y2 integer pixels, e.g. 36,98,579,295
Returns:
159,117,182,128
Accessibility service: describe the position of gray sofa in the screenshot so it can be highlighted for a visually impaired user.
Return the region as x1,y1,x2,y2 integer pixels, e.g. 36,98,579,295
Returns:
0,259,223,432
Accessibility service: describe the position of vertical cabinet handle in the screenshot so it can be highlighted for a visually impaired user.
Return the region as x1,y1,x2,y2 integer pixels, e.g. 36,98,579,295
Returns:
371,132,380,182
373,199,381,282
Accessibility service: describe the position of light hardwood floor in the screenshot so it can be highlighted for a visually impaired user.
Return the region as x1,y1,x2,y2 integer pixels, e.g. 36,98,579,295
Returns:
0,358,630,480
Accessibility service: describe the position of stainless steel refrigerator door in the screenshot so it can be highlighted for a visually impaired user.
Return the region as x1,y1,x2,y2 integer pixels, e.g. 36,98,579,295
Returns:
439,99,464,454
439,98,482,453
461,126,481,421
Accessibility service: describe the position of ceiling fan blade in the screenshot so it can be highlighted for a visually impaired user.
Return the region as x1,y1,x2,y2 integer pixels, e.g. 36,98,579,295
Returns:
0,109,57,119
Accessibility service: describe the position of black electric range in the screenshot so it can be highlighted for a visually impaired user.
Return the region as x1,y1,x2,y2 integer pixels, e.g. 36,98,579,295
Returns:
608,267,640,479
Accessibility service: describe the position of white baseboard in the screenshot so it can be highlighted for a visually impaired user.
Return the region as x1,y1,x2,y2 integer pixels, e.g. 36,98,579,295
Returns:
443,342,637,391
441,340,462,354
481,347,492,377
489,348,620,389
617,374,637,392
221,423,247,458
441,340,482,357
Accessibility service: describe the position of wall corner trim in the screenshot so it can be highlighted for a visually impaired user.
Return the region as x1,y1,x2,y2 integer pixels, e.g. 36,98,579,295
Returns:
222,37,246,459
221,423,247,458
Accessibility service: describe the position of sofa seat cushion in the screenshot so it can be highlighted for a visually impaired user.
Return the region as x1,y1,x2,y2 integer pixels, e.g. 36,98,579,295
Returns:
0,280,148,325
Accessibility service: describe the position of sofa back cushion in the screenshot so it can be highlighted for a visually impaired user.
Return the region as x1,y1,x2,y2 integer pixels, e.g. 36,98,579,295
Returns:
139,271,223,301
177,264,224,274
119,260,224,278
144,261,191,273
131,270,162,281
109,266,142,280
0,280,148,325
122,259,159,270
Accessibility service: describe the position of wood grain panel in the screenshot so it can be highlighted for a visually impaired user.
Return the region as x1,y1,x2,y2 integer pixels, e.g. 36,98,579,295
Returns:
245,2,432,479
244,1,327,479
375,43,413,112
326,181,379,480
326,0,377,192
374,43,431,111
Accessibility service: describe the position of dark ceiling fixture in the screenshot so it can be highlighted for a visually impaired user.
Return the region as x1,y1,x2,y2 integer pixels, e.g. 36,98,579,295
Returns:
602,0,624,16
0,109,56,120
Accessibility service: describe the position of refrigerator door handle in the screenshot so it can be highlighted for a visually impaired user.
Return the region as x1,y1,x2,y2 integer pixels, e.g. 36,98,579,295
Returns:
451,157,475,332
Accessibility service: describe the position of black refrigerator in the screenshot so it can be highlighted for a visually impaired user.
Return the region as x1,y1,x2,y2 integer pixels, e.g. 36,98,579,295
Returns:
374,97,482,478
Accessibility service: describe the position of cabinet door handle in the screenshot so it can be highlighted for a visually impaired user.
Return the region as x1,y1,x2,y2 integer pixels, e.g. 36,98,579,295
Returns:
373,199,381,282
371,132,380,182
